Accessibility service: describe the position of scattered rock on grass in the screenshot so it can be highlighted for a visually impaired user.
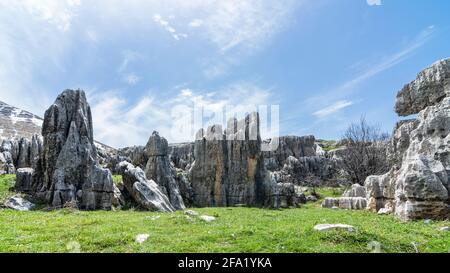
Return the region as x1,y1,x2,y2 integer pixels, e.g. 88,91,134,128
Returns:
439,226,449,231
313,224,355,232
200,215,216,222
135,234,150,244
4,195,35,211
184,210,199,217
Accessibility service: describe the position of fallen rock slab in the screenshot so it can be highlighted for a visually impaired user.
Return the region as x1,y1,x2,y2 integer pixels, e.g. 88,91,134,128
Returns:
118,161,175,212
314,224,355,232
200,215,216,222
4,195,35,211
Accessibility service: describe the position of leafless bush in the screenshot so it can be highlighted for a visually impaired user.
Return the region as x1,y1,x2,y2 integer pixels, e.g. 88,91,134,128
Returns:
340,117,390,185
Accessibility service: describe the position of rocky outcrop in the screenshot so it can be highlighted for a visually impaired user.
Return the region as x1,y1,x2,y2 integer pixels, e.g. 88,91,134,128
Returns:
0,135,42,175
144,131,185,210
388,119,419,166
169,143,195,170
117,161,175,212
263,136,317,171
32,90,114,210
322,184,367,210
365,59,450,220
190,113,268,207
322,197,367,210
117,145,147,168
395,59,450,116
269,155,342,186
15,168,34,193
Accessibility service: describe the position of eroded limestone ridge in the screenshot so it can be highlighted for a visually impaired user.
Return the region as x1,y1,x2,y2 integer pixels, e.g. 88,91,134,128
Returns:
366,59,450,220
190,112,267,207
32,89,114,210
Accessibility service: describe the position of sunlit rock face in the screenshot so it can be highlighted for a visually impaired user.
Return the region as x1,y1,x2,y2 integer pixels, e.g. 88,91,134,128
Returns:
365,59,450,221
395,59,450,117
33,89,114,210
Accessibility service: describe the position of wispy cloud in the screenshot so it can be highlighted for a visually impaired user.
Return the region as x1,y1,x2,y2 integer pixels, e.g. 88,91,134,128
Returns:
123,73,140,85
306,25,436,114
313,100,354,118
153,13,187,41
367,0,382,6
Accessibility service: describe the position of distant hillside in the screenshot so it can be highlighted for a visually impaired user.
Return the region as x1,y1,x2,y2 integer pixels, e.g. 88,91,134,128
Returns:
0,101,43,140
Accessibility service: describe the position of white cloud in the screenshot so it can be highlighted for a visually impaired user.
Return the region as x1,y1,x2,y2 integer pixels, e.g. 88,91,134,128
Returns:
188,19,203,28
367,0,382,6
124,73,140,85
90,82,274,147
313,100,354,118
153,13,187,41
0,0,82,32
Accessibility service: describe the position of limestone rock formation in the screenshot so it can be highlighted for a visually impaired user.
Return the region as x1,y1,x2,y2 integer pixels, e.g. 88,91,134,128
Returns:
322,197,367,210
190,113,267,207
0,135,42,175
169,142,195,170
189,113,299,208
144,131,185,210
117,161,175,212
118,145,147,168
15,168,34,193
32,90,114,210
365,59,450,220
388,119,419,166
395,59,450,116
322,184,367,210
263,135,317,171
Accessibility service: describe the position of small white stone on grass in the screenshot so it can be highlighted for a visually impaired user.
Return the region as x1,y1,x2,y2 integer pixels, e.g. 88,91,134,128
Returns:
200,215,216,222
135,234,150,244
439,226,449,231
314,224,355,232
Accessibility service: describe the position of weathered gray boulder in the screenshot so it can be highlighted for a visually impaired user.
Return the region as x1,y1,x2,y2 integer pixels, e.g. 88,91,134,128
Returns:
144,131,185,210
15,168,34,193
118,161,175,212
343,184,366,198
32,90,114,210
321,197,367,210
4,195,35,211
365,169,396,212
395,59,450,116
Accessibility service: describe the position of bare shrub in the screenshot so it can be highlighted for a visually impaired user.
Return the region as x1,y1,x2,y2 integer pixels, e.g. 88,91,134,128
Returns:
340,117,390,185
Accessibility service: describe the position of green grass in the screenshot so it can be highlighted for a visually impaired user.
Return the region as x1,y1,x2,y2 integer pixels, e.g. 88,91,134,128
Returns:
0,174,15,203
0,174,449,253
112,175,123,185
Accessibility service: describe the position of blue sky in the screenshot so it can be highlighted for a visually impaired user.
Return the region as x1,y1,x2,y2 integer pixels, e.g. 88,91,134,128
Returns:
1,0,449,148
